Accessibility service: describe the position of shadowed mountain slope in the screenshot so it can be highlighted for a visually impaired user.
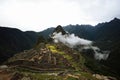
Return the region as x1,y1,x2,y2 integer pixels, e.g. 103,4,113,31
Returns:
0,27,38,64
3,26,118,80
38,18,120,76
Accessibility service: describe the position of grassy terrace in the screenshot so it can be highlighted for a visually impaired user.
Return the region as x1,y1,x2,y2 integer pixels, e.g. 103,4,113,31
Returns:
6,43,98,80
46,44,81,70
14,67,98,80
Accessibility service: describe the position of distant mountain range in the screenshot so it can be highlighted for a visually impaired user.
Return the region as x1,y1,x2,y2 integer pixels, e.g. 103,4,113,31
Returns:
39,18,120,75
0,18,120,76
39,18,120,41
4,26,118,80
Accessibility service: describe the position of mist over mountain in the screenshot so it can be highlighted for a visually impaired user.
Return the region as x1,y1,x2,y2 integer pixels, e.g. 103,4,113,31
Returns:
3,24,119,80
39,18,120,41
0,18,120,79
39,18,120,75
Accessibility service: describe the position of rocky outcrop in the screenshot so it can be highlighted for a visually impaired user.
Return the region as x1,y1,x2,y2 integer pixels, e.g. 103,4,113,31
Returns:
93,74,117,80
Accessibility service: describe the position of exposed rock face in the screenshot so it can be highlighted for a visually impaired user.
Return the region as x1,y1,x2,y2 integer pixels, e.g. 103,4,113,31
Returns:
53,25,66,35
93,74,117,80
0,65,8,69
2,25,118,80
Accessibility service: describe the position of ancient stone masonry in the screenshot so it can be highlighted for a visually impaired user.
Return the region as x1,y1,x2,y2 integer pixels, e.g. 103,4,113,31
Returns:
53,57,56,65
48,52,52,64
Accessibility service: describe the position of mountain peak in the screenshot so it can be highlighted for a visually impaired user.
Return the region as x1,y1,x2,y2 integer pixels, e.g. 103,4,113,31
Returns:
110,17,120,23
113,17,120,20
53,25,66,35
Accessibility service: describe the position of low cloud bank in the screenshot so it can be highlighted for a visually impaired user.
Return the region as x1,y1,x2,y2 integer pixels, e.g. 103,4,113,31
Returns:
92,47,110,60
52,32,92,48
51,32,110,60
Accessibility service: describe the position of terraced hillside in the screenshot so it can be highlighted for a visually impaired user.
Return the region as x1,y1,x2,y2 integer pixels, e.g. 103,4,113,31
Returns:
0,25,118,80
0,42,116,80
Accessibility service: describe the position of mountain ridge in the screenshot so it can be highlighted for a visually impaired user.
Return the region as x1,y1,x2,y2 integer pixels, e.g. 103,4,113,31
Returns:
0,26,39,63
2,26,118,80
38,18,120,76
0,18,120,78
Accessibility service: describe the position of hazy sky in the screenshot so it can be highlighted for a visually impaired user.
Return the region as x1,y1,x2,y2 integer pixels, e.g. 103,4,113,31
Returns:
0,0,120,31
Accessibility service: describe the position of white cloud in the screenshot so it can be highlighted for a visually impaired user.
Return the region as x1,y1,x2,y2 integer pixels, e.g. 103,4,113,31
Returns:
0,0,120,31
52,32,110,60
52,32,92,48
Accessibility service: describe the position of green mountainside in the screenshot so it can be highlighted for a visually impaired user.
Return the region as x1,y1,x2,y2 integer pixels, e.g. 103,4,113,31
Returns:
0,18,120,79
39,18,120,76
0,27,39,63
1,42,117,80
0,26,118,80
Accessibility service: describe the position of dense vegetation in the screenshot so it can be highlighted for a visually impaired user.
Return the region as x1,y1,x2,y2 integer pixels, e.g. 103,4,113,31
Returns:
39,18,120,76
0,27,38,63
0,18,120,78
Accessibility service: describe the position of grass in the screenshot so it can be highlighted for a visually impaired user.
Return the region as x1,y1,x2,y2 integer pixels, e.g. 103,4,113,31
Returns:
13,67,63,80
12,65,97,80
31,73,63,80
80,72,99,80
20,71,63,80
17,69,97,80
10,43,96,80
46,44,82,71
66,76,79,80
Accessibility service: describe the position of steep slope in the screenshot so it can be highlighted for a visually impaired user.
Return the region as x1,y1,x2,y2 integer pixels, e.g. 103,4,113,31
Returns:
94,18,120,41
39,27,54,39
93,18,120,75
39,25,95,40
64,24,95,40
0,27,38,64
53,25,66,35
2,26,117,80
38,18,120,76
8,43,84,70
25,31,39,45
39,18,120,41
0,18,120,79
5,42,117,80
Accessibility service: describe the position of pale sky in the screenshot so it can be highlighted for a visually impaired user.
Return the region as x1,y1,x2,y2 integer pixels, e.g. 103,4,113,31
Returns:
0,0,120,31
